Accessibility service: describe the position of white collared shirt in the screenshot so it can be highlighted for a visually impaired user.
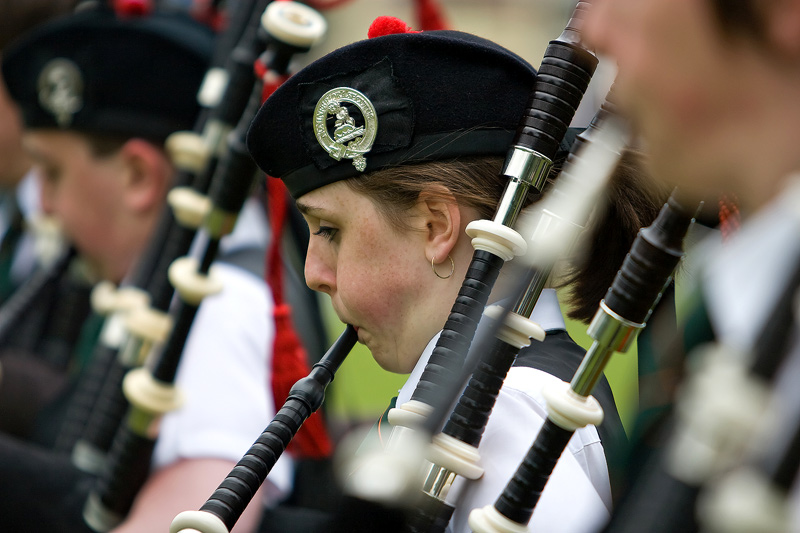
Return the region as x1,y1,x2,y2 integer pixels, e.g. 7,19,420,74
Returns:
397,289,611,533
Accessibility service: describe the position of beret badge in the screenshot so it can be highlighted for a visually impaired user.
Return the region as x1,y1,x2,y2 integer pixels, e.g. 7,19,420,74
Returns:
37,58,84,127
312,87,378,172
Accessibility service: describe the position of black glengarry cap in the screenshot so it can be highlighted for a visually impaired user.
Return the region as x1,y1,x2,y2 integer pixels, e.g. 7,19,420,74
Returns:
246,18,537,199
2,7,214,143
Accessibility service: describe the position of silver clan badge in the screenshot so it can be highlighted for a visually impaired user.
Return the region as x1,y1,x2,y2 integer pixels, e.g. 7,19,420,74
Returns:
313,87,378,172
37,58,83,127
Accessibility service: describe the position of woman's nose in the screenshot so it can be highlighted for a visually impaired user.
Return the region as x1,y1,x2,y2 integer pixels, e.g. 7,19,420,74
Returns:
304,243,335,295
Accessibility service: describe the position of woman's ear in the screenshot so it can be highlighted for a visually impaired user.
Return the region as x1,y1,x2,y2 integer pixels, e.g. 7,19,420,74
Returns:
417,185,461,263
118,138,172,213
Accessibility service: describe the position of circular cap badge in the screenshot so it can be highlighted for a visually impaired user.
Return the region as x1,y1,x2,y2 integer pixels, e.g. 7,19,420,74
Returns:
37,58,83,127
313,87,378,172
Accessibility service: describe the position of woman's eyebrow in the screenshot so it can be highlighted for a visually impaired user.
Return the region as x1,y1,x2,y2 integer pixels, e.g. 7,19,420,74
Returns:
295,202,331,218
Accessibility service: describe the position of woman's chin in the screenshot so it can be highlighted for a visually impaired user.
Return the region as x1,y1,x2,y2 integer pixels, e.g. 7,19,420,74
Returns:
369,351,403,374
360,332,419,374
373,352,418,375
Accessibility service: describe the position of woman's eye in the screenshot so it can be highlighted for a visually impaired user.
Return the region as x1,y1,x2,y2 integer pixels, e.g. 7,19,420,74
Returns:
313,226,338,242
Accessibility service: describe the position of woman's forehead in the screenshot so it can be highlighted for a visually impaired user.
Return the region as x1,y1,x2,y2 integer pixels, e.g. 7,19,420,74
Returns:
296,181,366,216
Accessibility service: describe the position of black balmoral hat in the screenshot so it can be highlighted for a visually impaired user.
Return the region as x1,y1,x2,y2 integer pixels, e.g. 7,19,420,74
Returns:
247,18,537,199
2,7,214,143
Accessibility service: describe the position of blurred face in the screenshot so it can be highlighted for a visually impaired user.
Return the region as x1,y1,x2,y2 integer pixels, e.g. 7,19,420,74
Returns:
586,0,770,204
23,130,129,281
0,73,31,188
298,181,437,374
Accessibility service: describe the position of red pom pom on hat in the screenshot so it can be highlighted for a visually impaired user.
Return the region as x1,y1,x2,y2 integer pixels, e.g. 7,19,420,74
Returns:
368,16,419,38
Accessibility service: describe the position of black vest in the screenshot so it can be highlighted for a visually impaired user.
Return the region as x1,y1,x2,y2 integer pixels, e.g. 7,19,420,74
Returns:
514,329,628,497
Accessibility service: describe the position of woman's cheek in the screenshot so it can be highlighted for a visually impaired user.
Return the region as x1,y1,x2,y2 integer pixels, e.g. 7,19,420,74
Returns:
340,272,396,324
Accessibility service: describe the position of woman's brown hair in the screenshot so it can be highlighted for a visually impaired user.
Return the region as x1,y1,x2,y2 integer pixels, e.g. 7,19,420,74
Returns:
345,156,507,232
557,150,671,322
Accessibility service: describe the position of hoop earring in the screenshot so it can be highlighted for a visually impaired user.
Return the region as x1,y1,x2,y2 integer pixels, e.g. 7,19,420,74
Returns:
431,255,454,280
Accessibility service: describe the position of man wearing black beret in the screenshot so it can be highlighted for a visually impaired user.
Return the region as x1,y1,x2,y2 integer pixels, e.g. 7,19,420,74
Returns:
1,5,291,532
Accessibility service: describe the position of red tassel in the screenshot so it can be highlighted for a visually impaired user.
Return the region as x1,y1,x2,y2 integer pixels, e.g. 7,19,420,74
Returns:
266,176,333,459
254,57,290,103
415,0,448,31
255,54,333,459
271,304,333,458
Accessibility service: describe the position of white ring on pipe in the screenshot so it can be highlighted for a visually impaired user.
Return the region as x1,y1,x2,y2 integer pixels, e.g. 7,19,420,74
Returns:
262,1,327,49
542,380,604,431
170,510,229,533
466,220,527,261
469,505,528,533
428,433,484,480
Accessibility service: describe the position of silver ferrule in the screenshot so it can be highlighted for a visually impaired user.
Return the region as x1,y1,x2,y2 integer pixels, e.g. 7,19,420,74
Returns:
570,301,644,396
118,333,153,368
586,300,645,352
99,312,129,350
493,147,552,227
570,341,616,398
493,179,529,227
502,146,550,187
503,145,551,190
202,119,232,158
514,268,550,319
422,464,458,500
